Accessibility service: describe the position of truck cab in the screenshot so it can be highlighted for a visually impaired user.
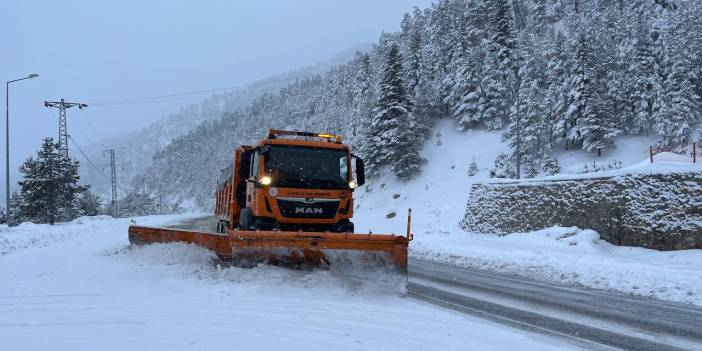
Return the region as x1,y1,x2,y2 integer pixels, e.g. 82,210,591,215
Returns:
215,130,365,233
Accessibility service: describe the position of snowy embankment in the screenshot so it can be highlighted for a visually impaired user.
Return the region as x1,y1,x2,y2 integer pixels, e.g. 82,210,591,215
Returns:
354,118,702,306
0,215,576,351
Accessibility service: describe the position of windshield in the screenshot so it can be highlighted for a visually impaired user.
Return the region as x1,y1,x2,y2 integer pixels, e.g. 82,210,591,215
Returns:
263,145,349,189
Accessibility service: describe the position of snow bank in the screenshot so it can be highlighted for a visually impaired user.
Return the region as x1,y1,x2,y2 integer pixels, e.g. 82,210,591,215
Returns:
354,118,702,306
0,214,189,256
412,226,702,305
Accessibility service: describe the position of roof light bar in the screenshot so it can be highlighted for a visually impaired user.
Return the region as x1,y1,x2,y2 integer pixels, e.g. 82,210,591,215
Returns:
268,129,342,143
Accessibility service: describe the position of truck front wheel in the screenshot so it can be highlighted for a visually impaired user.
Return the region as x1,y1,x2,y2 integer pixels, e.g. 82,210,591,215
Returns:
239,208,254,230
333,220,354,233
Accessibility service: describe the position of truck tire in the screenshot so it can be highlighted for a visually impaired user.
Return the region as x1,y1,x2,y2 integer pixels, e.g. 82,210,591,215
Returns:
333,220,354,233
239,208,254,230
254,217,277,231
217,221,229,234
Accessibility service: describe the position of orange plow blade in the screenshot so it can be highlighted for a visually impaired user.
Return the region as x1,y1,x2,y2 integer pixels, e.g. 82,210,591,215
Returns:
230,231,409,273
128,226,410,274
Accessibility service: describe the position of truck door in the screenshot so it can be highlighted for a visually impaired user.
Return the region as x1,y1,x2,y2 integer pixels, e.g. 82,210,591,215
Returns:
246,150,260,208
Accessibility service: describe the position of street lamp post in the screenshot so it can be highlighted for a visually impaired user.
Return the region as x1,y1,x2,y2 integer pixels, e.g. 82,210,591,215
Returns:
5,74,39,220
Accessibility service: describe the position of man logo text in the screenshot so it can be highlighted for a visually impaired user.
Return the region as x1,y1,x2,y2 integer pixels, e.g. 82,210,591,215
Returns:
295,207,323,215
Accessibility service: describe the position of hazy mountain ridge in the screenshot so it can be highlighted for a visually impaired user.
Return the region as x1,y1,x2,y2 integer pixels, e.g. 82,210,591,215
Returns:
79,43,373,197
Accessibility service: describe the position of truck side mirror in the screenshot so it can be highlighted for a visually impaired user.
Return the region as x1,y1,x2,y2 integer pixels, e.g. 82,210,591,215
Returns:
353,155,365,187
261,145,271,157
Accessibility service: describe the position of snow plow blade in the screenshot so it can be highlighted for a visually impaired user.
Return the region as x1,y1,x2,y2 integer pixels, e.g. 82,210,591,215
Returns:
128,226,411,274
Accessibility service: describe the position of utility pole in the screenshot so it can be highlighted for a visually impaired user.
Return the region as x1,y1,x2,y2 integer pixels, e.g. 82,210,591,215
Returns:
44,99,87,159
515,99,521,180
103,149,117,208
6,73,39,220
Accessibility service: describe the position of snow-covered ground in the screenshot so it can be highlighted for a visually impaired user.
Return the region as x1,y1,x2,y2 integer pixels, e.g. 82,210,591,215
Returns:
355,118,702,306
2,119,699,349
0,215,579,351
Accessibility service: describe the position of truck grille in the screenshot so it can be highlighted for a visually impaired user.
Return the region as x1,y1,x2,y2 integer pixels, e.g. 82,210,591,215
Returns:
276,198,339,219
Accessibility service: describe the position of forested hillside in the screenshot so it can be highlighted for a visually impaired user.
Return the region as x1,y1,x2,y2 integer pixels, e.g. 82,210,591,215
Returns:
135,0,702,208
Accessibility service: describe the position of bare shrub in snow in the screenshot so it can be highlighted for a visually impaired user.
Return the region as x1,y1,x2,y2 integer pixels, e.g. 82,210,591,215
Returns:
468,157,479,177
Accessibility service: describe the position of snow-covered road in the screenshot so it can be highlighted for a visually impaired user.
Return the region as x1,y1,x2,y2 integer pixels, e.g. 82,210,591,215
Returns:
0,215,578,351
410,259,702,351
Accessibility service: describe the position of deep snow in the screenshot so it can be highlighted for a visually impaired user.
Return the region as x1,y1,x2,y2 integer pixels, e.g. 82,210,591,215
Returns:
0,215,578,351
354,118,702,306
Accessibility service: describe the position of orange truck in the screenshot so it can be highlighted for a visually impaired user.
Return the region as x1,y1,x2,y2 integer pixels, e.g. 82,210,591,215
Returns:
128,129,411,273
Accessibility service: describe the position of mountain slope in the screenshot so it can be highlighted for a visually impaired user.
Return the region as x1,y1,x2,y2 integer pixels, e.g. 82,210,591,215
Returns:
79,43,373,198
134,0,702,209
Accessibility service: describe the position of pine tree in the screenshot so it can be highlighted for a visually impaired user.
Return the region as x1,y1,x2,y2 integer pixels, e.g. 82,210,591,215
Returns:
402,10,433,140
545,32,572,146
114,191,157,217
6,191,25,226
367,43,426,180
76,190,102,217
509,41,549,167
351,53,374,145
565,31,610,153
453,50,484,130
15,138,89,224
524,162,540,178
541,154,561,175
629,19,659,135
480,0,517,131
656,48,698,148
489,153,515,178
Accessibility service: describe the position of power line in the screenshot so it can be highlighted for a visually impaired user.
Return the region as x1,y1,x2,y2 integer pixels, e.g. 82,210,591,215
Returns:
88,76,300,107
79,108,100,136
67,135,110,181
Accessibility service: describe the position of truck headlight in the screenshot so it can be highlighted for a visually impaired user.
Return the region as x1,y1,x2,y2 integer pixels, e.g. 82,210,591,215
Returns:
349,180,357,189
260,176,272,185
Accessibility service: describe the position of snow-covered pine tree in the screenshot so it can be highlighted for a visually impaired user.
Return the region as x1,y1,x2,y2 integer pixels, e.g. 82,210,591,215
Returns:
453,49,484,131
489,152,515,179
114,191,157,217
541,154,561,175
367,43,425,181
76,190,102,217
16,138,89,224
629,19,659,136
508,39,549,167
6,191,25,226
480,0,518,131
524,162,540,178
351,53,374,145
565,30,616,154
401,8,433,140
656,42,698,148
402,8,423,107
545,32,572,146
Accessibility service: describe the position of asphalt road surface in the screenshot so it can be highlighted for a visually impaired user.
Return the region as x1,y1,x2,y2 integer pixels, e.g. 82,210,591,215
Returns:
169,216,702,351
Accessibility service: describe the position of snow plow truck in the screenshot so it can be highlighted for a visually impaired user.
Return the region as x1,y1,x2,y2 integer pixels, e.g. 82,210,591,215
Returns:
128,129,412,273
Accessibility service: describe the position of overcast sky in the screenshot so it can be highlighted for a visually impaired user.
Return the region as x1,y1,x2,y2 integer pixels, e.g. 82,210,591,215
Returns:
0,0,432,201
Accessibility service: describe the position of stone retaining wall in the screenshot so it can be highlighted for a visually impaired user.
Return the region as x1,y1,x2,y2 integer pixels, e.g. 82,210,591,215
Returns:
462,172,702,250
